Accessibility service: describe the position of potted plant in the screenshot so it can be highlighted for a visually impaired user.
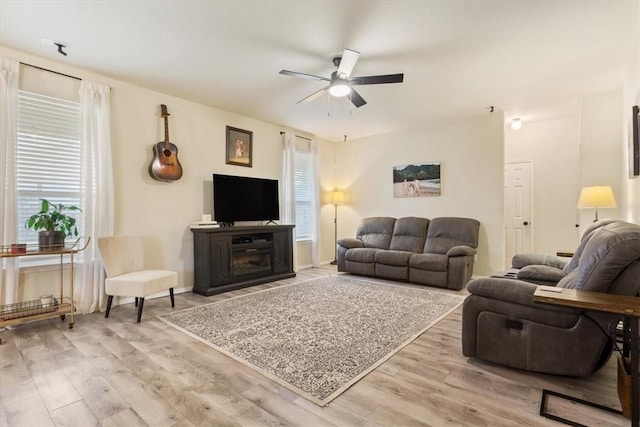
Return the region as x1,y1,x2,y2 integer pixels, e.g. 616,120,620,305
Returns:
25,199,82,251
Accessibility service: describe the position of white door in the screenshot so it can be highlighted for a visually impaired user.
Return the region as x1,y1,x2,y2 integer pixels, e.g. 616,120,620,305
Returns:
504,162,533,268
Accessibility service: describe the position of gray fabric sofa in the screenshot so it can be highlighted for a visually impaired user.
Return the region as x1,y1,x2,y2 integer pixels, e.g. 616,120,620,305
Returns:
462,220,640,377
337,216,480,290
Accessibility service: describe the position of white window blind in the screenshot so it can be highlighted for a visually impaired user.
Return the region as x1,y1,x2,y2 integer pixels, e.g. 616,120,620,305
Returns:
16,90,81,245
295,147,312,240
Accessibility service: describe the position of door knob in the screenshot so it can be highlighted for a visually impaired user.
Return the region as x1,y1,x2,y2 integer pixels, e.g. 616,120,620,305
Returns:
523,221,529,226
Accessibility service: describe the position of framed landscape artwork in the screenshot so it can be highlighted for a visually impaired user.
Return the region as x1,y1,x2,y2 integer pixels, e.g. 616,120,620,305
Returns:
393,163,441,197
631,105,639,178
226,126,253,167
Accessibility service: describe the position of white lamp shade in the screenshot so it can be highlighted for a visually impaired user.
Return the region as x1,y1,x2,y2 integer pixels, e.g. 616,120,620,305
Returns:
577,186,617,208
332,191,345,205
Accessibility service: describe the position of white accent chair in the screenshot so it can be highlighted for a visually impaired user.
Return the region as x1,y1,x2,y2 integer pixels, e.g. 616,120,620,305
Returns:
97,235,176,323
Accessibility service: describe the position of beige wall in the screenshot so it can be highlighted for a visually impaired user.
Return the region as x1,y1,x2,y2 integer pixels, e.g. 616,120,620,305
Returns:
1,46,335,304
579,90,623,229
622,25,640,224
3,38,637,303
505,115,581,254
334,113,505,277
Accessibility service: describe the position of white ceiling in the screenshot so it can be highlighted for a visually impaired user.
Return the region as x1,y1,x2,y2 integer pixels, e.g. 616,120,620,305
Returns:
1,1,638,141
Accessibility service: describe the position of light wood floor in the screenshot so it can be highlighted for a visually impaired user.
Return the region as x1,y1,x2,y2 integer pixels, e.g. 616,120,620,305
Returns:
0,267,630,426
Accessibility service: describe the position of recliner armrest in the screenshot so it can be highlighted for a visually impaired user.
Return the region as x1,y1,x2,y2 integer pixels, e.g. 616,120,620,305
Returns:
446,245,476,257
337,238,364,249
512,253,567,269
467,278,543,307
517,265,565,283
466,278,581,314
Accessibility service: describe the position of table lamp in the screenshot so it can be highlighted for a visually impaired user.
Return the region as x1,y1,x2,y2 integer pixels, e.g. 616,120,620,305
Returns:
577,186,617,222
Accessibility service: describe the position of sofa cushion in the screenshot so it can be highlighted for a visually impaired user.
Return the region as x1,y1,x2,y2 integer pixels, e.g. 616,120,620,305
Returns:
423,217,480,254
512,253,567,270
389,217,429,252
409,253,448,271
356,217,396,249
517,265,565,283
345,248,382,263
374,250,413,266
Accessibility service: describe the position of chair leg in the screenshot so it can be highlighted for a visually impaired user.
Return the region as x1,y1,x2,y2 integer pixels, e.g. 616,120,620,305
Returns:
170,288,175,307
136,298,145,323
105,295,114,318
134,297,139,307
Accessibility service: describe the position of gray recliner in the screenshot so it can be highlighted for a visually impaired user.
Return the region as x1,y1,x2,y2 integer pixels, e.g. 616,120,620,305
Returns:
498,219,619,286
462,220,640,377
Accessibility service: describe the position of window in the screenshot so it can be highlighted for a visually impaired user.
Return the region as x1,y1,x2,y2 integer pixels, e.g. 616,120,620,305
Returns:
16,90,81,245
295,145,312,241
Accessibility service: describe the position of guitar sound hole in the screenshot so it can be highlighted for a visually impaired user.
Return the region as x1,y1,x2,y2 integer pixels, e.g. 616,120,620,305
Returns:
163,149,172,157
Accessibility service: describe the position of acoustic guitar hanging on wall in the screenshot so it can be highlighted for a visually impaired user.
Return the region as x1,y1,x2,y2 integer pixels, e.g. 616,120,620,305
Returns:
149,104,183,181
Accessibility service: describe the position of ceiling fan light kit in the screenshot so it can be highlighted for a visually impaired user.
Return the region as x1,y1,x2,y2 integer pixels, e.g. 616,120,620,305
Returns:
329,79,351,97
280,48,404,108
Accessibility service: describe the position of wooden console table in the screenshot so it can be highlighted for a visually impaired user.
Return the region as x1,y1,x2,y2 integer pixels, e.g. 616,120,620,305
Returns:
534,287,639,427
0,237,90,339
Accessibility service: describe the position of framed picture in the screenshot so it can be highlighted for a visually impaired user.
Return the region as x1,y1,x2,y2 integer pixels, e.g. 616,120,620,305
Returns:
393,163,441,197
630,105,639,177
226,126,253,167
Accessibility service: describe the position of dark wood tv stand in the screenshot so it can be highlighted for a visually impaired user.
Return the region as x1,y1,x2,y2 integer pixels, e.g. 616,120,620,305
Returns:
191,225,295,296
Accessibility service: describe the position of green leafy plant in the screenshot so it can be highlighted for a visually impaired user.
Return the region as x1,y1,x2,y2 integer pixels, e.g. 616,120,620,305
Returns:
25,199,82,239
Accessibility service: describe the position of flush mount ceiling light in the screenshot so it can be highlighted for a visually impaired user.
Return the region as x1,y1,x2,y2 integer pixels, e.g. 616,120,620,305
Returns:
511,118,522,130
328,78,351,97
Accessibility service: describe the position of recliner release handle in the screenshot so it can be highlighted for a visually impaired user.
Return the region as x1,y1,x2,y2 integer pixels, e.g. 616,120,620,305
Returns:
506,320,523,330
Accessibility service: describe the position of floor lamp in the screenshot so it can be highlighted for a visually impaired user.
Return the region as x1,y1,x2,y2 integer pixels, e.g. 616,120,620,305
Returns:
577,186,617,222
330,191,344,265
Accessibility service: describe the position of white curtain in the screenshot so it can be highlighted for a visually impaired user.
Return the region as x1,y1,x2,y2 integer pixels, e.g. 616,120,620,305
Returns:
282,132,298,271
77,80,114,313
310,140,320,267
0,57,20,304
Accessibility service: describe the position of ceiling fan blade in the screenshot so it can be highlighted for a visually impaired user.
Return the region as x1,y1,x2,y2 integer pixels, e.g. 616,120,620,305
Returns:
337,48,360,78
280,70,330,82
297,86,329,104
350,73,404,85
349,88,367,108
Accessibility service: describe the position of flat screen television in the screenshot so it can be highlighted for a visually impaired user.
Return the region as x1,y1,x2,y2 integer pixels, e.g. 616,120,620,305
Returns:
213,174,280,224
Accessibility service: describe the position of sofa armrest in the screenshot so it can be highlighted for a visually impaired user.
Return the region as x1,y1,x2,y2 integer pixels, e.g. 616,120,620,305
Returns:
517,265,565,283
512,253,567,269
446,245,476,257
337,238,364,249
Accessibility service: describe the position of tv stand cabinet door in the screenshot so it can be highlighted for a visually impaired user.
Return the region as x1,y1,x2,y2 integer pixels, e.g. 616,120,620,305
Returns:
272,230,293,274
210,235,232,286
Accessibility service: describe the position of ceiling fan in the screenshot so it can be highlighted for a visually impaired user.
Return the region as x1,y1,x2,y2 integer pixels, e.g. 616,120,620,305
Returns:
279,48,404,108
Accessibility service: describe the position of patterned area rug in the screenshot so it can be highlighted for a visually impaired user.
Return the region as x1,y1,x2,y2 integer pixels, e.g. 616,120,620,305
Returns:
159,275,464,406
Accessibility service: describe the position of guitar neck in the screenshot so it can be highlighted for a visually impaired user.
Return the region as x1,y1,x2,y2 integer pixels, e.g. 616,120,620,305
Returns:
161,104,170,148
164,115,170,147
